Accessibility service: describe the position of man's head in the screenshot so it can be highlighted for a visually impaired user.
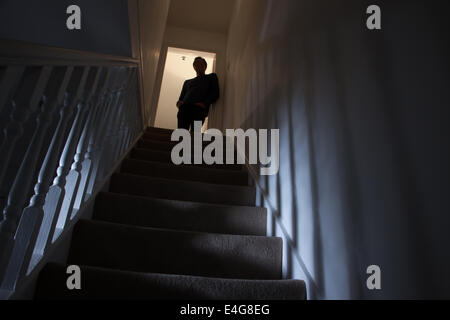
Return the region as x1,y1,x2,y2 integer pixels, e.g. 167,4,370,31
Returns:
193,57,207,76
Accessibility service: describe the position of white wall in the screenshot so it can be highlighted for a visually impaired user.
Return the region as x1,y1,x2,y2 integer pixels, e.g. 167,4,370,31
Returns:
149,26,228,129
154,48,215,130
135,0,171,126
224,0,450,299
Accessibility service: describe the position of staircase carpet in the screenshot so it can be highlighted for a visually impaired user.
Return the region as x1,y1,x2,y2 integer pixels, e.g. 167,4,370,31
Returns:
68,219,282,280
94,192,267,236
130,148,243,171
120,158,249,186
138,138,237,154
110,174,256,207
35,127,307,300
36,263,307,300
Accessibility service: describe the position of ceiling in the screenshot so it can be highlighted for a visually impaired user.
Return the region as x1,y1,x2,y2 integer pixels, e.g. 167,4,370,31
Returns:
167,0,236,34
168,47,216,59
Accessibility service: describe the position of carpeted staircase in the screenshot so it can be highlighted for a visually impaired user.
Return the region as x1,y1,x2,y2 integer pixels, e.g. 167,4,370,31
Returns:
35,127,306,300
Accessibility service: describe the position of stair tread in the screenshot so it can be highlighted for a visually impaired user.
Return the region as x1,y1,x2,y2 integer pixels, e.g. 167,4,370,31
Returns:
146,127,174,134
143,131,235,138
33,126,307,300
69,219,282,280
145,127,235,138
137,138,238,152
121,158,249,186
110,173,256,207
94,192,267,236
36,263,307,300
123,158,244,175
130,148,243,170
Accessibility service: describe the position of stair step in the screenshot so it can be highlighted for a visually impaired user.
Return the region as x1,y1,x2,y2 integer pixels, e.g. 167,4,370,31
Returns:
93,192,267,236
146,127,174,135
142,131,174,141
138,138,237,152
36,263,307,300
120,159,249,186
131,147,173,163
145,127,235,139
137,139,240,165
32,127,306,300
69,220,283,280
130,148,243,170
138,139,176,152
143,130,236,142
110,173,256,206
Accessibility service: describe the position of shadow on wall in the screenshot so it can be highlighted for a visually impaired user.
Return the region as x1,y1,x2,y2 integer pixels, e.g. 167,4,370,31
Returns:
236,0,352,299
245,82,326,300
225,0,450,299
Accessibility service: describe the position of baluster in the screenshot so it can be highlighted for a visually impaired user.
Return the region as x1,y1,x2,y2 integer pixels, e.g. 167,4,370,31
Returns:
71,68,109,213
106,99,125,166
116,122,126,160
55,67,101,226
121,116,131,156
123,97,133,150
84,67,121,194
0,55,144,297
48,67,97,242
90,68,128,189
119,68,138,158
19,66,86,277
0,67,53,216
0,66,26,146
17,66,86,260
119,100,131,157
12,69,76,279
111,69,134,162
134,77,144,136
83,68,116,198
110,69,136,165
99,68,129,174
132,70,141,136
2,91,72,289
0,65,53,279
114,99,127,162
122,69,137,154
1,66,76,290
0,87,64,289
59,68,104,227
125,77,136,148
125,69,139,152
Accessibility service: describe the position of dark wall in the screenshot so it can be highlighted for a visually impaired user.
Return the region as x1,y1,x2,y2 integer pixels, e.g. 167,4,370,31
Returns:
224,0,450,299
0,0,131,56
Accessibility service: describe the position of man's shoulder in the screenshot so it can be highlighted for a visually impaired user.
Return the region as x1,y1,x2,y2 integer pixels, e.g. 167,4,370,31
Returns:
185,74,217,83
206,73,218,83
183,78,197,87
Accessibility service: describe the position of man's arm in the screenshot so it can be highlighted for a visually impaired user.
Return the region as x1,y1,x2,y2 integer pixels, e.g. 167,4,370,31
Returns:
204,73,220,106
177,81,187,107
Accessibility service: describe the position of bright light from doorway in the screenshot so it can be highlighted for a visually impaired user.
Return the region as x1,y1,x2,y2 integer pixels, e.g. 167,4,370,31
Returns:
155,47,216,131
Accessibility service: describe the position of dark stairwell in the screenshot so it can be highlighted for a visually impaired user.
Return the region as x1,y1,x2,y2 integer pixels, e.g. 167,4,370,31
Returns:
3,0,449,302
34,127,307,300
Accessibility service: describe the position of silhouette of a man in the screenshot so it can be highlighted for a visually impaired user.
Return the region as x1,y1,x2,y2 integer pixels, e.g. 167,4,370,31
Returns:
176,57,220,131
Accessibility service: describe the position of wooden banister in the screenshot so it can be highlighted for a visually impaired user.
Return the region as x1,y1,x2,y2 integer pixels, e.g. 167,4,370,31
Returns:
0,39,143,298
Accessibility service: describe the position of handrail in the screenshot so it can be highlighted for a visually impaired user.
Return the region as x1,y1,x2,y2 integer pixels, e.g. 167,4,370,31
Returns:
0,39,139,65
0,40,143,298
